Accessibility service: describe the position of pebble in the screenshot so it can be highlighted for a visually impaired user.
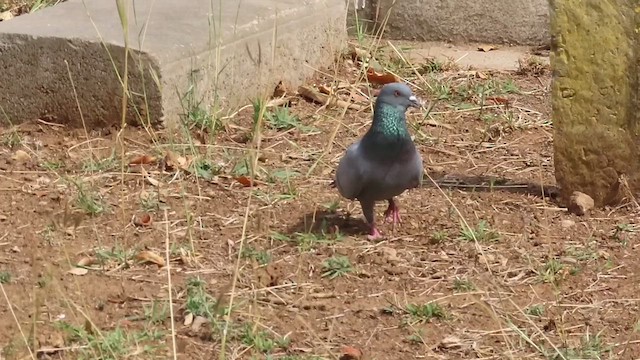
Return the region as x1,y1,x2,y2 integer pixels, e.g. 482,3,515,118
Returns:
561,219,575,228
568,191,594,216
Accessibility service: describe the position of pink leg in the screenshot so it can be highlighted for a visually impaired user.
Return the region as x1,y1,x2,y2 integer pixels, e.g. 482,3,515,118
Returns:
383,198,402,225
367,224,383,241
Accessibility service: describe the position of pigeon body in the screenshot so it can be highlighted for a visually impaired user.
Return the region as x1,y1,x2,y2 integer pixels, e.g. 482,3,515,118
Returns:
335,82,423,240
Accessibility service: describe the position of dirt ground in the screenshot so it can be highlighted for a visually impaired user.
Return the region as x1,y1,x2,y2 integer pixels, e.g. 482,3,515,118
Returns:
1,41,639,360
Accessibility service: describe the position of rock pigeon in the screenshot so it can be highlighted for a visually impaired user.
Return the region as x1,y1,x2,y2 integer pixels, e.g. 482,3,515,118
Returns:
334,82,423,240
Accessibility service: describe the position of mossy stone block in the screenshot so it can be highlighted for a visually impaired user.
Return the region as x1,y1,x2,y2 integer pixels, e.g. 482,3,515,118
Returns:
551,0,640,206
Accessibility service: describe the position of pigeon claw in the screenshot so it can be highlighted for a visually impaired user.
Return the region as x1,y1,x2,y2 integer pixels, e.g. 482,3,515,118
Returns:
367,225,383,241
383,201,402,225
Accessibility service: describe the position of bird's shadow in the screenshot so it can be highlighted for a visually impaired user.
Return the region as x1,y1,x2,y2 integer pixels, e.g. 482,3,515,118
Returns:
284,208,369,238
424,171,561,200
288,173,559,238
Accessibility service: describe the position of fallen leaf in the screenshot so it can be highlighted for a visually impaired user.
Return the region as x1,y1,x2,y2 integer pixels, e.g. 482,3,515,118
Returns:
272,81,288,98
67,267,89,276
12,149,31,162
0,10,13,21
318,84,332,95
129,155,156,166
348,89,369,103
366,68,398,85
84,319,95,335
478,45,499,52
37,331,65,356
141,167,160,187
235,176,256,187
438,335,464,350
76,257,95,267
164,151,190,171
340,346,363,360
487,96,511,105
298,85,368,111
133,213,153,227
348,44,370,62
136,250,165,267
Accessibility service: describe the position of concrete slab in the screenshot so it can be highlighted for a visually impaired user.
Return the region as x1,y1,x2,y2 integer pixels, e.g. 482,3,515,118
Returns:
348,0,549,46
0,0,346,128
402,42,550,71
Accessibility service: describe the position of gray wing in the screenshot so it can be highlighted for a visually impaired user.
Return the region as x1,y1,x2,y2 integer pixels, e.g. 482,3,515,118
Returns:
335,142,365,200
410,149,424,188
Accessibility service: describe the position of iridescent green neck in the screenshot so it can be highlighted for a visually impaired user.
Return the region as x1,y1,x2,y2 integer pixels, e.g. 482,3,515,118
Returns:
369,103,409,139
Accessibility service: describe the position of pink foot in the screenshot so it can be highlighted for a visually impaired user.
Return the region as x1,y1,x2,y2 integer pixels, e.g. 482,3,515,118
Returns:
384,201,402,225
367,225,383,241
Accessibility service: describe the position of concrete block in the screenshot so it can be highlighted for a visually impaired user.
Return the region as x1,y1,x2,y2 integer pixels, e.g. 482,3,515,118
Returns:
0,0,347,128
551,0,639,206
349,0,549,46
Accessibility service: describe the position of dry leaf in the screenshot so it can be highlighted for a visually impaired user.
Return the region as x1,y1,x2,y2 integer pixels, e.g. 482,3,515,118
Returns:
0,10,13,21
478,45,499,52
136,250,165,267
297,85,367,111
129,155,156,166
141,167,160,187
67,267,89,276
12,149,31,162
37,331,65,355
272,81,288,98
164,151,190,171
84,319,94,335
348,90,369,103
318,84,332,95
348,44,370,62
487,96,511,105
133,213,153,227
76,257,95,267
366,68,398,85
235,176,256,187
438,335,465,349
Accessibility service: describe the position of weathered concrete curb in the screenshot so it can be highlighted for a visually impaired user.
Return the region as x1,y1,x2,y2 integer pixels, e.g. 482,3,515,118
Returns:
347,0,549,46
0,0,346,128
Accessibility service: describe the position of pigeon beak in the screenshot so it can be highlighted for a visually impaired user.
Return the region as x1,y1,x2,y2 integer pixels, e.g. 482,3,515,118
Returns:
408,95,421,108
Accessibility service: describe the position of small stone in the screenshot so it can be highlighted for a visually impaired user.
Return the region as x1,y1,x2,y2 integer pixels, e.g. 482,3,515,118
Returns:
561,219,575,228
568,191,594,216
380,247,401,264
12,149,31,163
340,346,363,360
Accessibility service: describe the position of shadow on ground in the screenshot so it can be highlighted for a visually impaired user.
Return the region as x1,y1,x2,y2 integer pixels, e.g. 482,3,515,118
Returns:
288,172,560,237
284,208,369,237
424,171,561,199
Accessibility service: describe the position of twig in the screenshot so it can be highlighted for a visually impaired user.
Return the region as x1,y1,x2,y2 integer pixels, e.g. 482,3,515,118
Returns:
298,85,368,111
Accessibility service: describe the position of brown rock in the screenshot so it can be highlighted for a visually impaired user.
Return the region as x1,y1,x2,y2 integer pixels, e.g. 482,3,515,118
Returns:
340,346,363,360
567,191,594,216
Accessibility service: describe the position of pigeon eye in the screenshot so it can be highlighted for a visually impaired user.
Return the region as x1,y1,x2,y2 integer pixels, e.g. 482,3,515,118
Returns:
394,90,400,97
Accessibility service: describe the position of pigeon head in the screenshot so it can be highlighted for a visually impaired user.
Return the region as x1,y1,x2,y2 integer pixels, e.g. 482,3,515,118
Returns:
376,83,421,111
368,83,421,139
